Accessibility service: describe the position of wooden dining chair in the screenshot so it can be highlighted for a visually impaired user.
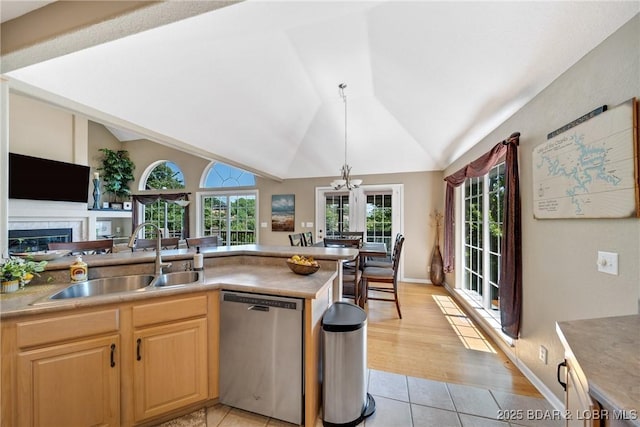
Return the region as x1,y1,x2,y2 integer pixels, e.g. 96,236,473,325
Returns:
323,238,364,306
339,231,364,245
302,231,314,247
324,237,361,271
131,237,180,252
186,236,219,249
362,234,405,318
364,233,402,269
288,233,304,247
49,239,114,255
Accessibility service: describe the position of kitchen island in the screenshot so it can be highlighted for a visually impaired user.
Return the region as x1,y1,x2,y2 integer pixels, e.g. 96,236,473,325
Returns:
1,244,357,427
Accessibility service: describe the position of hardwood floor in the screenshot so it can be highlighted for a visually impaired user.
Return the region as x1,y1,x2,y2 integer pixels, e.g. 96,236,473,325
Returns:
366,282,541,397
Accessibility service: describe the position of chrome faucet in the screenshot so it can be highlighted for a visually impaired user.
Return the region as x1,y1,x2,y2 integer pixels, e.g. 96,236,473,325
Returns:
128,222,172,276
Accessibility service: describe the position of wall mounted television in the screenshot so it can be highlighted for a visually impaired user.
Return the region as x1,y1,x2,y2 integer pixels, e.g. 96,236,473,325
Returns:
9,153,90,203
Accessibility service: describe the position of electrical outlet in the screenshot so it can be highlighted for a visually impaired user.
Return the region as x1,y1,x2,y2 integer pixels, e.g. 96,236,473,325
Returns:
539,345,548,364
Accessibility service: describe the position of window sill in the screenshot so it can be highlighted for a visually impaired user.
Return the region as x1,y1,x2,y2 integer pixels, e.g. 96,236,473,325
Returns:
454,288,514,347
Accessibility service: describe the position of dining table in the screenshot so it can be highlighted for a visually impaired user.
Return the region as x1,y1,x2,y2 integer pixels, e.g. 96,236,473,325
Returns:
314,240,388,263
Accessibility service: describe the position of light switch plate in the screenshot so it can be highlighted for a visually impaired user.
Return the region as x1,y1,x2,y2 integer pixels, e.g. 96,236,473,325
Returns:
597,251,618,275
260,222,267,228
306,222,314,228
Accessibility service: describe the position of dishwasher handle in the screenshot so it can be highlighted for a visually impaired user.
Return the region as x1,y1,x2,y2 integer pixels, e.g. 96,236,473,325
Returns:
248,305,269,312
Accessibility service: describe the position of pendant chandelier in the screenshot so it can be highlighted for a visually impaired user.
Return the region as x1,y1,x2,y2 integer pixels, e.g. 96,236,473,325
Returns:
330,83,362,190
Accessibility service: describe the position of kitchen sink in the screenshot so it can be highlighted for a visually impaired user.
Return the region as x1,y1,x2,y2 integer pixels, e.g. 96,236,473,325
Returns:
154,271,201,287
32,271,203,304
46,274,156,300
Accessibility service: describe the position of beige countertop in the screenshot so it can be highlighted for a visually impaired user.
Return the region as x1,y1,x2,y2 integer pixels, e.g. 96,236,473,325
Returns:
556,315,640,426
0,244,349,319
37,244,358,271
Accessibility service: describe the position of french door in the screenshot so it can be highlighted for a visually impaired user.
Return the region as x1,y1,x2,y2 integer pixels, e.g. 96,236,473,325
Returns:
461,162,504,316
315,185,402,258
196,190,258,246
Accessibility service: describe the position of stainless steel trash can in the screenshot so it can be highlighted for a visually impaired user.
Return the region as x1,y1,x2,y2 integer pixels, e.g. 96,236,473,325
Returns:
322,301,375,427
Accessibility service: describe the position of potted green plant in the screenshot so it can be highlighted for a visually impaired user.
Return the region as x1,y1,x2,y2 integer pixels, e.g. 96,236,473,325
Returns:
1,258,26,293
1,257,48,293
98,148,135,203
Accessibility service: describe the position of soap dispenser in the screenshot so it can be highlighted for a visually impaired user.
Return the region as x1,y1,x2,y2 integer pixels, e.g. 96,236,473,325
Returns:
194,246,204,271
70,256,88,282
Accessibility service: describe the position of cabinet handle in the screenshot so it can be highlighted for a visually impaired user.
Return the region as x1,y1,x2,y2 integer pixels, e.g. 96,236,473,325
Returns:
136,338,142,361
557,361,567,391
110,344,116,368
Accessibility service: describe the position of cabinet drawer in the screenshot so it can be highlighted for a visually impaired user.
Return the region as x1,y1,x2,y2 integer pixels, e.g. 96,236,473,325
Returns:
17,309,119,348
133,295,208,327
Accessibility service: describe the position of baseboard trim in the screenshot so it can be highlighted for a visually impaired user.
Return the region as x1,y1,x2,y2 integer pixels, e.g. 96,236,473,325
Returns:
443,282,563,411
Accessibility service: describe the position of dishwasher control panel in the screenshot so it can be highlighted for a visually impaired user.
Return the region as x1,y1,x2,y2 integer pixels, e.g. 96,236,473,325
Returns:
222,292,301,310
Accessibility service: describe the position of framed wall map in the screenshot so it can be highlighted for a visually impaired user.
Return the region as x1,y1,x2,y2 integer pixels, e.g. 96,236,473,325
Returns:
532,98,639,219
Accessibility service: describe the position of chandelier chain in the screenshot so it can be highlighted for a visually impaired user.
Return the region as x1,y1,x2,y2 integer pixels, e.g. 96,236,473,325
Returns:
330,82,362,190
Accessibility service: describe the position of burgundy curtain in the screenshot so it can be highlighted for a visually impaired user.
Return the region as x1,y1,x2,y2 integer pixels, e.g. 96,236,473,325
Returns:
132,193,190,239
443,132,522,338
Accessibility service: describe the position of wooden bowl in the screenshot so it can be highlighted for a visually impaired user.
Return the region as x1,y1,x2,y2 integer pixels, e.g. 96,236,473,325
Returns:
286,260,320,275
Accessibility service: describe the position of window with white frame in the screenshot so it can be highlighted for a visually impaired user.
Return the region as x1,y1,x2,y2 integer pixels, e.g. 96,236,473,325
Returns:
142,161,186,239
199,163,257,246
462,162,505,320
200,192,257,246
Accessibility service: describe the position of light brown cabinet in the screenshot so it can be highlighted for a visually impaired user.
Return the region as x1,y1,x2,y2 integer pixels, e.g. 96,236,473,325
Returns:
131,294,209,423
2,294,213,427
13,309,121,427
18,335,121,427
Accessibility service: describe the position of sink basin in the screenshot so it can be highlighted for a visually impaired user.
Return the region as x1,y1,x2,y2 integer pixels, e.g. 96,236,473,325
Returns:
154,271,202,287
32,271,203,305
43,274,156,301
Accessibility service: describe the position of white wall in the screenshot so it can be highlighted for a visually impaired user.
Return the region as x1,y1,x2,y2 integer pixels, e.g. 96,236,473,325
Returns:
443,15,640,401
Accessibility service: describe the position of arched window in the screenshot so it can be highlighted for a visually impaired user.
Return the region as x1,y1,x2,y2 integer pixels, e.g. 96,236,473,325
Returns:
138,161,188,239
203,162,255,188
146,161,185,190
199,162,257,246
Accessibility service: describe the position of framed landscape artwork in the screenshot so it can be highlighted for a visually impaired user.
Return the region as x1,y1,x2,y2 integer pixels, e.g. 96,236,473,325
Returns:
272,194,295,231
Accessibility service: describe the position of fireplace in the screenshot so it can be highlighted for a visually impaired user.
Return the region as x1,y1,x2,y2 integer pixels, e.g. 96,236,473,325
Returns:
8,228,73,253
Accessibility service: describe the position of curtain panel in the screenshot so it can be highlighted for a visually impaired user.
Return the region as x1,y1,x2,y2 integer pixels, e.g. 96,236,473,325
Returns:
442,132,522,338
131,193,190,239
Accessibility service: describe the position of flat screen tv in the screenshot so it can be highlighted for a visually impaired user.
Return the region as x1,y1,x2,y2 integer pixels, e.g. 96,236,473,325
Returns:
9,153,90,203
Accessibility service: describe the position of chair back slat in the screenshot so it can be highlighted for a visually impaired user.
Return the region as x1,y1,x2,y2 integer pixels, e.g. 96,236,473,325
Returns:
186,236,219,249
49,239,114,255
288,233,304,246
132,237,179,251
302,231,314,246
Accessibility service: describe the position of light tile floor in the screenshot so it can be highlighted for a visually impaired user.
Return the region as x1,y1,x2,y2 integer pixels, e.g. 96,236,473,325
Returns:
158,369,563,427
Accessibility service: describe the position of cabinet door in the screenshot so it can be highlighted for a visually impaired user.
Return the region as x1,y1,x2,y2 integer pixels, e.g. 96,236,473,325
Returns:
133,317,208,422
565,360,599,427
17,335,120,427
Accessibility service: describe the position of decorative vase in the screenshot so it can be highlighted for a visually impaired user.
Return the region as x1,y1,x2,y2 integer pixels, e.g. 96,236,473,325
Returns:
429,210,444,286
430,244,444,286
1,280,20,294
92,178,101,210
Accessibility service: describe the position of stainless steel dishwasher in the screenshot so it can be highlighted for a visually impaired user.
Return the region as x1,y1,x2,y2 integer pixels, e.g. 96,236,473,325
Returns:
219,291,304,425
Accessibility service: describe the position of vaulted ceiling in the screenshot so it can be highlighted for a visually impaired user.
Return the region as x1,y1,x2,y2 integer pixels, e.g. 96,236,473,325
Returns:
3,1,638,181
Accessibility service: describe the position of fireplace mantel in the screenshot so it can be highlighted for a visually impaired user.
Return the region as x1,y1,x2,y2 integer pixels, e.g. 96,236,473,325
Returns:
9,199,131,241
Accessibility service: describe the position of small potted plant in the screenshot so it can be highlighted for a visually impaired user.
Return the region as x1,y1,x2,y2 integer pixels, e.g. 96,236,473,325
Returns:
1,257,26,293
1,257,48,293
